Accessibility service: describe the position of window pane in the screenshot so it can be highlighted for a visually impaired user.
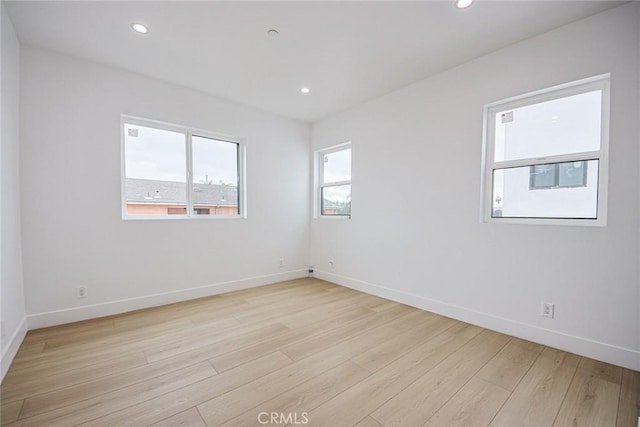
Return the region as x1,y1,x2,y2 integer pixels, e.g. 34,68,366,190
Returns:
529,161,588,190
192,136,239,216
322,185,351,216
323,148,351,184
492,160,598,219
494,90,602,162
124,123,187,216
558,161,588,187
530,164,557,189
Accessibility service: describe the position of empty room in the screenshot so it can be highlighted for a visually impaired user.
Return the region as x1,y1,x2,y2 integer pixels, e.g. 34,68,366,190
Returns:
1,1,639,426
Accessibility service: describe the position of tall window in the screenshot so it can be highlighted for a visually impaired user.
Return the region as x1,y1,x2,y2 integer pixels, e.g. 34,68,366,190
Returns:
482,75,609,225
317,143,352,217
122,117,242,219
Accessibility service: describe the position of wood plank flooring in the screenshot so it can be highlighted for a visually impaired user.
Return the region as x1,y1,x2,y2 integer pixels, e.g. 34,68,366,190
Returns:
1,278,638,426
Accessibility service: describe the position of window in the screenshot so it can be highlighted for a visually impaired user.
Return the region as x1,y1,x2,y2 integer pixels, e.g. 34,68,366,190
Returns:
168,208,187,215
122,117,242,219
317,143,352,217
482,75,609,225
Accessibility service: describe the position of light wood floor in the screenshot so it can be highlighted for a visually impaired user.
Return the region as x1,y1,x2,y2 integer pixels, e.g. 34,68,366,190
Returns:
1,278,638,426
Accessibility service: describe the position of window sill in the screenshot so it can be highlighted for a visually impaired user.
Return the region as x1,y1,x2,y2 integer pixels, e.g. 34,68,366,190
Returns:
315,215,351,220
484,217,605,227
122,215,244,221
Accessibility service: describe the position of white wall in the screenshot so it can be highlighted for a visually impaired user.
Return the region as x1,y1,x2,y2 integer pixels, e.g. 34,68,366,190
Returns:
311,3,640,370
20,47,310,327
1,3,27,379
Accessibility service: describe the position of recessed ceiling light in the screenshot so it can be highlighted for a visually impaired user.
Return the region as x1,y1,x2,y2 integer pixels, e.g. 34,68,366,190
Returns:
131,23,149,34
455,0,473,9
301,87,310,94
267,29,279,37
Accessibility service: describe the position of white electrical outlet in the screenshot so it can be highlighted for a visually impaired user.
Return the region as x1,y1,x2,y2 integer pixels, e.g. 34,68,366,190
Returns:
77,286,88,299
279,258,285,268
541,302,554,318
329,259,335,269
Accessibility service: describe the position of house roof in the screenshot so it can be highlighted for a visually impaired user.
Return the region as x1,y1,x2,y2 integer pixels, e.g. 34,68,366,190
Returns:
125,178,238,206
322,199,340,209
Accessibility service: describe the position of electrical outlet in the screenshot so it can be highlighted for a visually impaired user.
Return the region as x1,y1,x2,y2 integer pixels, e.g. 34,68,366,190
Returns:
329,259,335,269
541,302,554,318
279,258,285,268
77,286,88,299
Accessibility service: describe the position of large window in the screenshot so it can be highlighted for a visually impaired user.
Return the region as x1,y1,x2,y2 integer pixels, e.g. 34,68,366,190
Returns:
122,117,242,219
317,143,352,217
482,75,609,225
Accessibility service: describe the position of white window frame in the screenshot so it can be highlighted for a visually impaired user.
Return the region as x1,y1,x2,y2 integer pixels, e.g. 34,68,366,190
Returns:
121,115,246,220
480,74,610,227
315,142,352,219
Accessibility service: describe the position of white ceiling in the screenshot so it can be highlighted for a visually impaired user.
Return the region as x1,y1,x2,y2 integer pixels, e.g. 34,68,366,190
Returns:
5,1,623,122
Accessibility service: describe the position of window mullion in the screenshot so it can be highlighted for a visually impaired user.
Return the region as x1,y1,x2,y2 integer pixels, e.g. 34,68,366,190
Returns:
321,180,352,188
318,153,325,185
318,153,325,212
491,150,601,170
485,113,497,222
186,131,194,217
236,142,241,216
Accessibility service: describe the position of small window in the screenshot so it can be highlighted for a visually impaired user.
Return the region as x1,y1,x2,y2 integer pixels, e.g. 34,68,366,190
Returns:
168,207,187,215
122,117,242,219
317,143,352,217
482,75,609,225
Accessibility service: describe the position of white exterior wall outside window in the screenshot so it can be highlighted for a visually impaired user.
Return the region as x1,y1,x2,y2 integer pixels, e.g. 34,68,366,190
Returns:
316,143,352,217
121,116,244,219
481,74,610,226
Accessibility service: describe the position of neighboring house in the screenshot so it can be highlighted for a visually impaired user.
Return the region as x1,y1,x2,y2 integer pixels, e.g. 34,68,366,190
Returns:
321,198,351,216
321,198,338,215
125,178,238,215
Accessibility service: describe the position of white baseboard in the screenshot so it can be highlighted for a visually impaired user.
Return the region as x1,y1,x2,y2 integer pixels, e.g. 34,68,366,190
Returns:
27,269,308,330
315,270,640,371
1,316,28,381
